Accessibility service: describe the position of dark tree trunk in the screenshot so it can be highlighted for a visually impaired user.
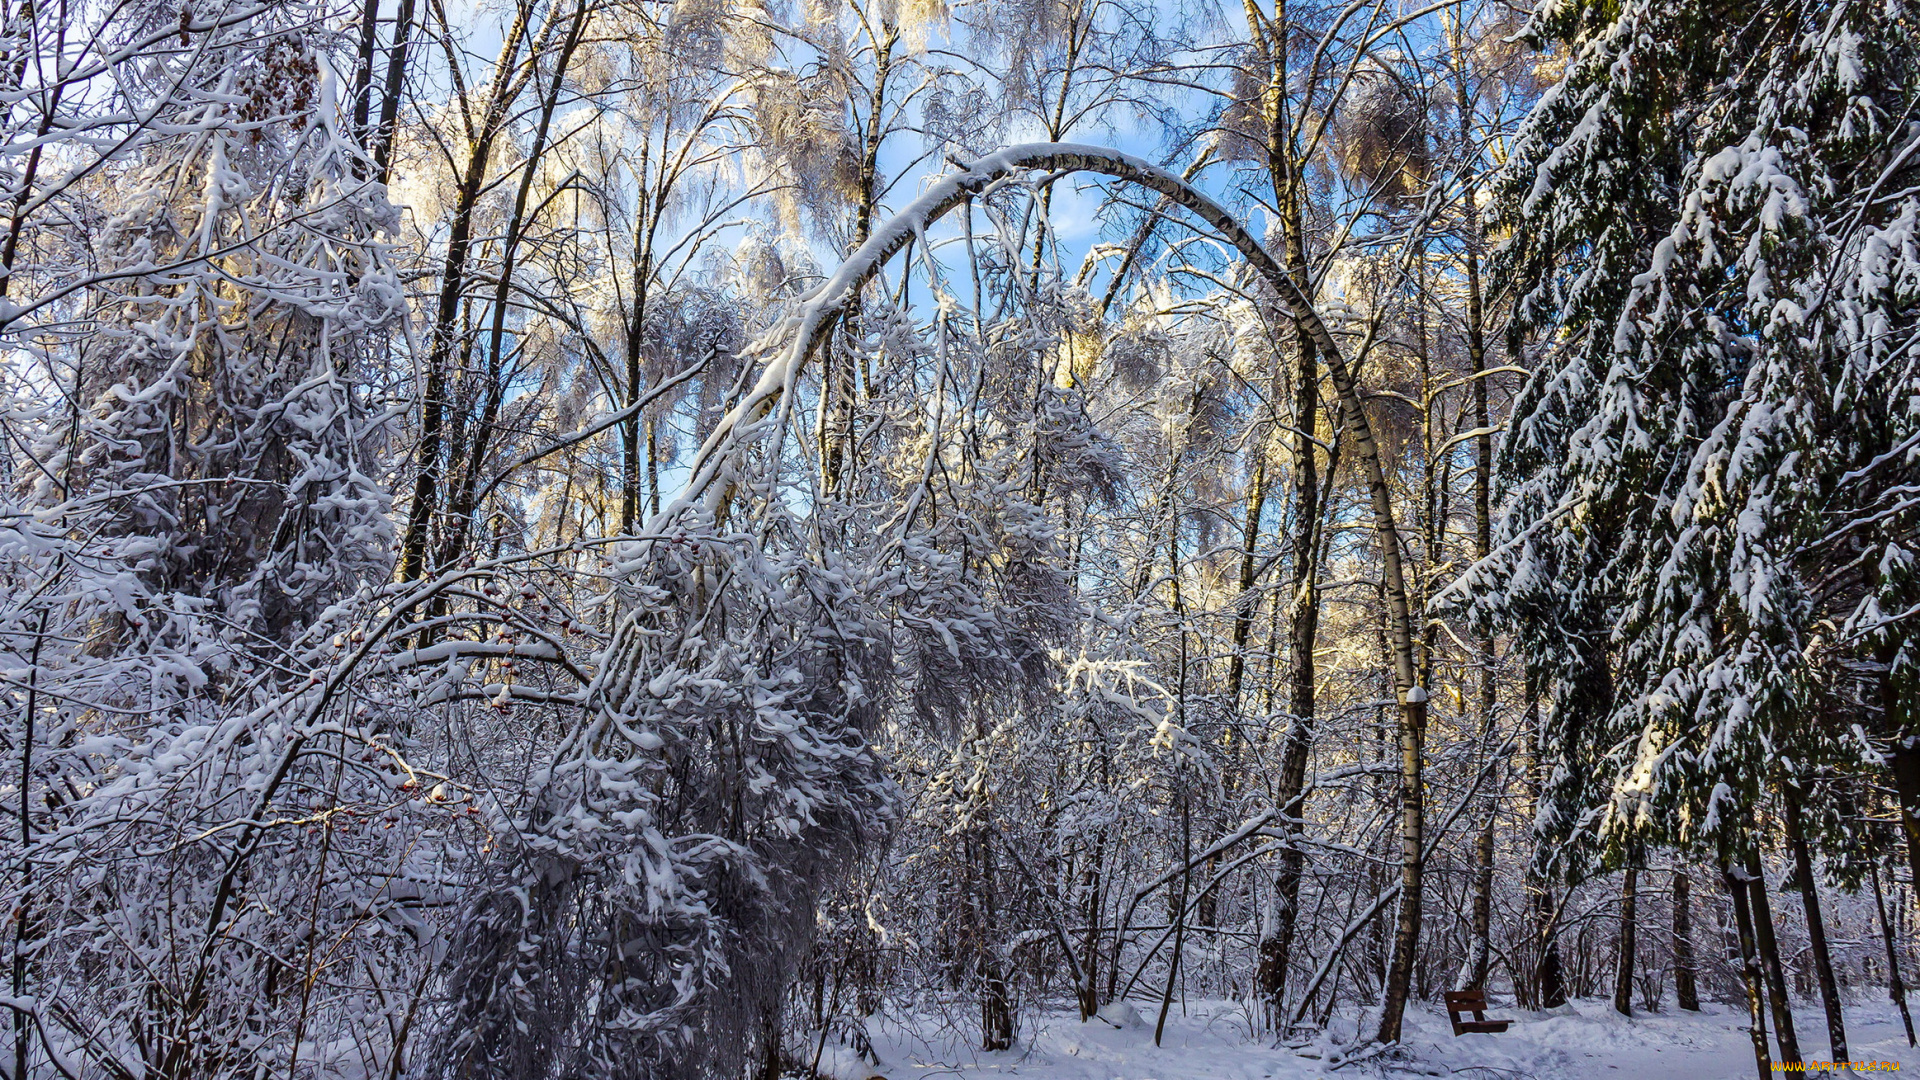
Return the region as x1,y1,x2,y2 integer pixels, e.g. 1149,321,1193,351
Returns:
1461,243,1496,990
1208,452,1269,934
369,0,416,184
1870,858,1917,1046
437,0,586,569
1745,850,1800,1065
1887,653,1920,924
1613,863,1637,1016
1523,689,1565,1009
1258,183,1323,1033
614,129,677,537
11,610,45,1080
978,830,1013,1050
1674,869,1700,1011
1225,462,1267,711
396,160,479,584
1243,2,1328,1033
348,0,381,144
1155,780,1191,1047
1726,865,1773,1080
1077,832,1106,1021
962,697,1013,1053
1530,882,1565,1008
1463,814,1494,992
756,1008,783,1080
1782,785,1846,1062
394,7,536,582
1893,740,1920,920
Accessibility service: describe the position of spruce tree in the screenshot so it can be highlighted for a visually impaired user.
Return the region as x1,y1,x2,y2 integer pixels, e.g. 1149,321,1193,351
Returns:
1451,0,1920,1027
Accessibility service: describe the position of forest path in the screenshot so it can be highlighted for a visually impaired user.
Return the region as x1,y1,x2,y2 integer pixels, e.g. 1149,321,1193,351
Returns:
851,998,1920,1079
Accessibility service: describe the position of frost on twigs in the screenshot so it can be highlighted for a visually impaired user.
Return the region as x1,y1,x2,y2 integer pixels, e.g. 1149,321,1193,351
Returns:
426,164,1130,1072
0,2,412,1074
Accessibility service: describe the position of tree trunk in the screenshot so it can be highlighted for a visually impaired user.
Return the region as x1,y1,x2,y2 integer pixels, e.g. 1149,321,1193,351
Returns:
1225,457,1269,710
1257,891,1286,1032
11,609,45,1080
1781,786,1846,1062
1460,814,1494,993
1155,779,1191,1047
1077,831,1106,1021
1613,863,1637,1016
394,9,535,582
1257,101,1322,1031
395,158,478,583
1529,881,1565,1008
620,163,658,536
1377,687,1426,1043
369,0,416,184
1156,519,1192,1048
756,1008,784,1080
962,690,1012,1053
1209,451,1269,934
1463,213,1499,993
1260,348,1322,1032
437,0,586,569
1726,865,1773,1080
1893,739,1920,917
1524,689,1565,1009
348,0,382,144
1871,858,1917,1046
1673,869,1700,1011
978,829,1013,1050
1746,850,1800,1065
646,417,661,518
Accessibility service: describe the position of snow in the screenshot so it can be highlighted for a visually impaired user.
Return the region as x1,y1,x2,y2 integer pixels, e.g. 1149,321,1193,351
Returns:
837,999,1920,1079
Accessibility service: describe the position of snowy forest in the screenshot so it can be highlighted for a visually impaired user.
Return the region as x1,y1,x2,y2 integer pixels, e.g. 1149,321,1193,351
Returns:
0,0,1915,1075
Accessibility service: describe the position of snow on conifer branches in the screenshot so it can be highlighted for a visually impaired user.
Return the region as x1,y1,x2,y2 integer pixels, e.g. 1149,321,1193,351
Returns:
1453,0,1920,868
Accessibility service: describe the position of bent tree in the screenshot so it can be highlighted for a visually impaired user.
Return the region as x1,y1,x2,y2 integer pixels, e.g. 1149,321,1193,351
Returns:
592,142,1432,1046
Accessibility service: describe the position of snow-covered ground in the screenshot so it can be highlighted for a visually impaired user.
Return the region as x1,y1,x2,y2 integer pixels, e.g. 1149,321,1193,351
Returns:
831,997,1920,1079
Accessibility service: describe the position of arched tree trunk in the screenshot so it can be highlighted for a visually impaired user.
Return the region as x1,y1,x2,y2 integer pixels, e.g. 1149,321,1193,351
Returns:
612,142,1427,1046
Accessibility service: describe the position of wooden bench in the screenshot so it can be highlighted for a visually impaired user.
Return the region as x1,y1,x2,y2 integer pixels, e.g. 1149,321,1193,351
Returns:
1444,990,1511,1036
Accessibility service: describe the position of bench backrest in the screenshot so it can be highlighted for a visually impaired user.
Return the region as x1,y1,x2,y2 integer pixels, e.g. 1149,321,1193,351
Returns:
1442,990,1509,1036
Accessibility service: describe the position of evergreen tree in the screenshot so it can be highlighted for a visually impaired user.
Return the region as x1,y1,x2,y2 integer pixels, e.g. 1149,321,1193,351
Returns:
1454,0,1920,993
